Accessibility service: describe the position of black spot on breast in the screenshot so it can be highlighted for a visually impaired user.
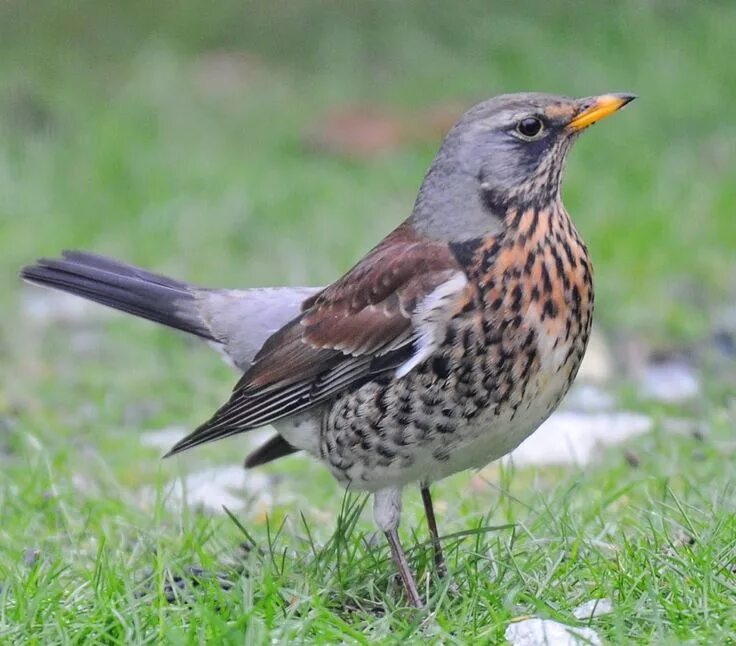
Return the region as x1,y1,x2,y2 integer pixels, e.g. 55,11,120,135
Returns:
375,389,389,415
510,209,524,228
562,240,577,267
462,328,475,352
444,326,457,346
543,299,558,319
437,421,455,434
420,390,442,407
510,284,523,311
561,271,570,291
523,329,535,347
571,284,581,311
524,250,536,274
552,247,565,276
528,209,540,235
482,317,494,337
474,394,491,409
541,262,553,293
432,356,451,380
580,257,592,282
351,423,366,439
521,348,537,380
376,443,397,460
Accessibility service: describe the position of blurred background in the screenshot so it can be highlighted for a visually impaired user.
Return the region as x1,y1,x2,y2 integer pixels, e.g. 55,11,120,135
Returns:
2,0,736,534
1,1,734,338
0,1,735,637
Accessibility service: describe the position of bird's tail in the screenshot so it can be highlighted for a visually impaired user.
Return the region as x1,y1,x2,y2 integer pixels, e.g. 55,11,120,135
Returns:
20,250,215,340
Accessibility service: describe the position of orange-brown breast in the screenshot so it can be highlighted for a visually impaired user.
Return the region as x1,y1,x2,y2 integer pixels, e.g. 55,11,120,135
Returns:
452,202,593,410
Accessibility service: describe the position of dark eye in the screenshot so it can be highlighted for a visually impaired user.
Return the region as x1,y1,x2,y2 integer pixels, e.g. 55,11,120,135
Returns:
516,117,544,139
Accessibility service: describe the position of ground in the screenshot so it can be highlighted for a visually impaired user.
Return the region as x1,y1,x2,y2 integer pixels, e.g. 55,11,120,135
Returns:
0,1,735,643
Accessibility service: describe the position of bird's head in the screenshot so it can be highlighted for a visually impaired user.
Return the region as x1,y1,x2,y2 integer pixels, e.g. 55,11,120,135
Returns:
411,92,636,241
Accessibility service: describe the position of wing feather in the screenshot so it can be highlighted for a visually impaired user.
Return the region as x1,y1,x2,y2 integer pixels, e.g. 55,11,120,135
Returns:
166,224,471,456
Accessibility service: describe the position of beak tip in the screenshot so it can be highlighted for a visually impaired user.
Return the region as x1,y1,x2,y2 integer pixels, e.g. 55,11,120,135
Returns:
568,92,637,131
613,92,637,106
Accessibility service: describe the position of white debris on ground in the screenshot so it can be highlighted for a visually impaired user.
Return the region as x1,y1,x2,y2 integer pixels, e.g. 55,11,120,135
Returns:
575,327,614,383
506,411,653,467
660,417,707,440
145,466,275,514
505,617,602,646
638,358,699,403
573,598,613,620
137,428,286,515
140,426,188,451
562,383,615,412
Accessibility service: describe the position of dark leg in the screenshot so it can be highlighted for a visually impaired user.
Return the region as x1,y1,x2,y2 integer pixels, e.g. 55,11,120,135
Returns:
384,528,423,608
420,484,447,577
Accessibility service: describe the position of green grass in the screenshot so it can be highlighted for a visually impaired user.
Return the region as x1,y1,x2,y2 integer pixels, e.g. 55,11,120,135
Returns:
1,1,735,642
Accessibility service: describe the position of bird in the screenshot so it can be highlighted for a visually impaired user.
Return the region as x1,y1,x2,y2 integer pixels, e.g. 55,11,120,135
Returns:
21,91,635,608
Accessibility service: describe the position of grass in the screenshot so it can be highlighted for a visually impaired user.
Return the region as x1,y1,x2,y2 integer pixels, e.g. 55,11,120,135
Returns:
1,0,735,642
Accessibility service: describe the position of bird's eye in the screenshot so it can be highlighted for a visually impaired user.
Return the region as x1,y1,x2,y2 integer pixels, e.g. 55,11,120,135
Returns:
515,117,544,139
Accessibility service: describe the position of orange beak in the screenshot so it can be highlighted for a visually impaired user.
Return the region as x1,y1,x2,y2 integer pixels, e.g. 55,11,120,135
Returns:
568,93,636,131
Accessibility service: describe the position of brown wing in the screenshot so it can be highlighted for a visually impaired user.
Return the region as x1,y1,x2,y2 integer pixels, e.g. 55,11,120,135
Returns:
166,224,469,456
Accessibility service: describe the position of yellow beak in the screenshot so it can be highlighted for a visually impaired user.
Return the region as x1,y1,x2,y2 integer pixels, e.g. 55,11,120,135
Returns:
568,93,636,131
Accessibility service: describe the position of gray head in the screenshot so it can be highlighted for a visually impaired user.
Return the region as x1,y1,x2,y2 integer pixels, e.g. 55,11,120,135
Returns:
411,92,635,241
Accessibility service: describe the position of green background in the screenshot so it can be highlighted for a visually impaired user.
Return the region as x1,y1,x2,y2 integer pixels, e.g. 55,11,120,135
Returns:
1,1,734,642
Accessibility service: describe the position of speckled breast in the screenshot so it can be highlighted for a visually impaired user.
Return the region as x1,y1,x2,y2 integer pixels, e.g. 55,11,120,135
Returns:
321,206,594,491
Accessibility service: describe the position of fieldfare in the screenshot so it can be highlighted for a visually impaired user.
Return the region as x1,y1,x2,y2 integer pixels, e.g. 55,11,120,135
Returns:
22,91,635,607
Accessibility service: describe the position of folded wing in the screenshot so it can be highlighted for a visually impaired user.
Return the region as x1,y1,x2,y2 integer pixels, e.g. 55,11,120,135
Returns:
166,225,471,456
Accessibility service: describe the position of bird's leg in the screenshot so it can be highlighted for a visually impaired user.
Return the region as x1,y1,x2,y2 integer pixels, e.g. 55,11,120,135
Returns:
420,484,447,577
384,528,422,608
373,487,423,608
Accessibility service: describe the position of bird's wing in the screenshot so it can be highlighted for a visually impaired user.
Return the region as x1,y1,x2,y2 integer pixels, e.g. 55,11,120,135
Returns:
166,225,472,456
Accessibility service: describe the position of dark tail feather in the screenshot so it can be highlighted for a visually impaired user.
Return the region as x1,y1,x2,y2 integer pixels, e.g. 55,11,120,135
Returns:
20,250,215,340
244,435,299,468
